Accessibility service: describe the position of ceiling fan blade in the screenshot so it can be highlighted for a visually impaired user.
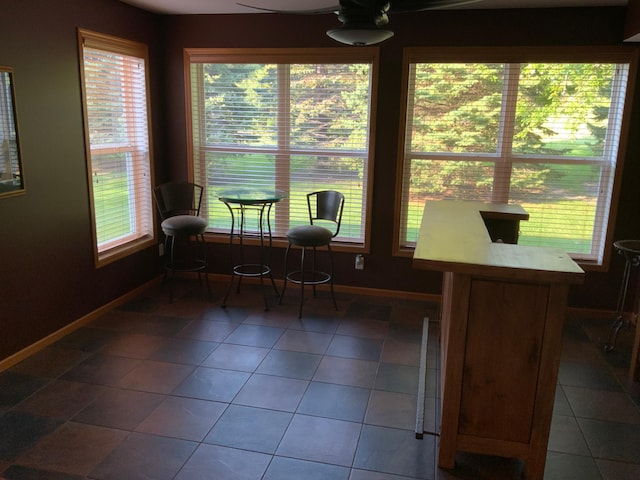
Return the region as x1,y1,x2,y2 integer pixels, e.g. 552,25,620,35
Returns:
388,0,482,13
236,3,339,14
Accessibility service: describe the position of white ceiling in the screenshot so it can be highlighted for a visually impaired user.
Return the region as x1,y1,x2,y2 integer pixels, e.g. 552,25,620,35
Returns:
119,0,627,15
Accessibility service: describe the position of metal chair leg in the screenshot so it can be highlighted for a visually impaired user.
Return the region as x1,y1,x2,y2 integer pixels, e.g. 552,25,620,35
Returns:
311,247,318,298
298,246,306,319
605,259,633,352
161,235,170,285
279,244,291,305
327,244,338,311
167,235,176,303
198,233,211,298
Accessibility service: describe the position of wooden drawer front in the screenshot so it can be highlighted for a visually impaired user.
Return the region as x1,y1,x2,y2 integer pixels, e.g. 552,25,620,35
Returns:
458,279,550,443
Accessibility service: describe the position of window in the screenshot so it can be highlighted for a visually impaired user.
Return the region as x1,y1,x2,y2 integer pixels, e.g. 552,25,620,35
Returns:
0,66,24,196
186,49,378,248
78,29,155,266
396,48,635,265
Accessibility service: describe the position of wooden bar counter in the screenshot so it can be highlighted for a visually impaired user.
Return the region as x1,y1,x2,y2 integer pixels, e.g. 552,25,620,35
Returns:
413,201,584,479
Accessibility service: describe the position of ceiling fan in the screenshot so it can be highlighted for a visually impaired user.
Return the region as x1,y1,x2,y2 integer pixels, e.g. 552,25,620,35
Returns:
238,0,482,46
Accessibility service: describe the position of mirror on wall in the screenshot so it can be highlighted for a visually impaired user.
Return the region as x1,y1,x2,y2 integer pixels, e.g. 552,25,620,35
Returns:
0,66,24,197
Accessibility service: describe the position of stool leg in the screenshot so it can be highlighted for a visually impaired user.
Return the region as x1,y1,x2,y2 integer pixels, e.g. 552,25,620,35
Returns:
311,247,318,298
222,205,236,308
268,271,279,299
605,258,632,352
279,243,291,305
167,235,176,278
299,246,306,319
328,244,338,311
194,234,203,286
199,233,211,298
167,234,176,303
162,235,170,285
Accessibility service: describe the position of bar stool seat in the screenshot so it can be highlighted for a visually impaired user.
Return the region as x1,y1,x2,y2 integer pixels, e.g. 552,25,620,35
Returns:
286,225,334,246
161,215,208,237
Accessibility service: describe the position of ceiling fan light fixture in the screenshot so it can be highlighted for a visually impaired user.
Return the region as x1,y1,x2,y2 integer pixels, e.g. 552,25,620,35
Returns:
326,23,394,46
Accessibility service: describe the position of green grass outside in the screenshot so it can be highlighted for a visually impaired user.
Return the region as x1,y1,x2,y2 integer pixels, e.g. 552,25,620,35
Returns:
95,157,599,256
97,177,595,255
93,175,132,244
206,179,364,240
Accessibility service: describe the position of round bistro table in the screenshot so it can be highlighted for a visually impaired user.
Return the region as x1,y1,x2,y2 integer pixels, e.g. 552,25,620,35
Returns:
218,189,288,310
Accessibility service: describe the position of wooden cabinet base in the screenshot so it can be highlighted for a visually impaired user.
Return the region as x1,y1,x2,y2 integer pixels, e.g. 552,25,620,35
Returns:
438,272,569,479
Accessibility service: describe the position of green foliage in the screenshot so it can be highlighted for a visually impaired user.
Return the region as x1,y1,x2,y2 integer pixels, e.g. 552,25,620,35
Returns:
411,63,503,153
195,59,623,256
410,159,494,198
407,62,618,212
200,62,369,176
513,63,615,156
202,63,277,145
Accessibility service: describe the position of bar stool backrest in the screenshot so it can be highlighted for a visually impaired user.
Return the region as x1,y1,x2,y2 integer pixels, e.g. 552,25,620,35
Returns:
154,182,204,220
307,190,345,238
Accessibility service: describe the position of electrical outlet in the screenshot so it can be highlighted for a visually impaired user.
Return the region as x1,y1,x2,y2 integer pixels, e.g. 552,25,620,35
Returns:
355,254,364,270
158,242,164,256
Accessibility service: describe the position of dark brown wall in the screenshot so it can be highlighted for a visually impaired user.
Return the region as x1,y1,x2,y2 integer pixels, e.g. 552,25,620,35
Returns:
163,7,640,311
0,0,164,360
0,2,638,362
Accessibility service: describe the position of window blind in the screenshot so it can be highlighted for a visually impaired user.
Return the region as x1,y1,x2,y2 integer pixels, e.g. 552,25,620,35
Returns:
188,50,376,246
79,30,154,264
399,57,630,264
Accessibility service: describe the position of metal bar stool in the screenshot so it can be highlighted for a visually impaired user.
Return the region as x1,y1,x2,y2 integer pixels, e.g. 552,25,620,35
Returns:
154,181,211,302
604,239,640,352
279,190,345,318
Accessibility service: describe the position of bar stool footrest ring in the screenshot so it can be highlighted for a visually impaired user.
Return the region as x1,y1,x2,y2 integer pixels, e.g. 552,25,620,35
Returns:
233,263,272,277
165,260,207,273
286,270,331,286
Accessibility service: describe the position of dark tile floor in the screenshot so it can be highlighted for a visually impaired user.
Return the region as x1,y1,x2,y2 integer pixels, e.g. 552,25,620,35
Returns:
1,278,640,479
